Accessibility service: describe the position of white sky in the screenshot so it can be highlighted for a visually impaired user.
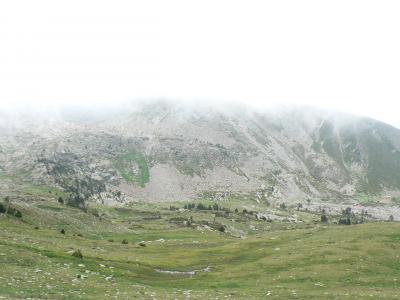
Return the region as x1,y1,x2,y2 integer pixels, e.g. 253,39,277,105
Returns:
0,1,399,126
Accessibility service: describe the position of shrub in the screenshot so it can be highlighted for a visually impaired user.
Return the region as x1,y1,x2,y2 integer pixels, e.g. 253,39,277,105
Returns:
138,242,146,247
34,226,39,230
58,197,64,204
5,206,22,218
108,239,114,242
218,224,226,232
6,206,15,215
121,239,129,244
0,203,5,214
321,214,328,223
196,203,207,210
338,207,353,225
186,216,194,226
60,229,66,234
72,249,83,259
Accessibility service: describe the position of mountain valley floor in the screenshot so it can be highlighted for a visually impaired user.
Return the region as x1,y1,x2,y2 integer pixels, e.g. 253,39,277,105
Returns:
1,197,400,299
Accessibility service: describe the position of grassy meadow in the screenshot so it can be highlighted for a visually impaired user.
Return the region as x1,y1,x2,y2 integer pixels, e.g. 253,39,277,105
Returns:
0,199,400,299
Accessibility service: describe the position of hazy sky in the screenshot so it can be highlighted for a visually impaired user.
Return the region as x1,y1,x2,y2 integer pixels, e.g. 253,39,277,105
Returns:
1,1,399,126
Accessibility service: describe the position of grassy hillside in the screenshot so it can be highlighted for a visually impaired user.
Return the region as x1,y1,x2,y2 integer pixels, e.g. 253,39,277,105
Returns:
1,200,399,299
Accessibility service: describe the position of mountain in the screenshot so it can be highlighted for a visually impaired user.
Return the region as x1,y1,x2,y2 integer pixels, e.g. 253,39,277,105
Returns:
1,100,400,207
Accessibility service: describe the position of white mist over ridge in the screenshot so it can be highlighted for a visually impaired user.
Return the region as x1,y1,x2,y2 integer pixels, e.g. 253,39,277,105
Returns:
1,1,400,127
0,98,398,129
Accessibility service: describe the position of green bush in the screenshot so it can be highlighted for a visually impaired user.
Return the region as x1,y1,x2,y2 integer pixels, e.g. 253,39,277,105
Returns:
72,249,83,259
321,214,328,223
0,203,5,214
121,239,129,244
5,206,22,218
196,203,207,210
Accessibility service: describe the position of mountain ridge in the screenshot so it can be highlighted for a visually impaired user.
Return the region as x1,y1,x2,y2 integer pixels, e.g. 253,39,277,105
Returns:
1,101,400,207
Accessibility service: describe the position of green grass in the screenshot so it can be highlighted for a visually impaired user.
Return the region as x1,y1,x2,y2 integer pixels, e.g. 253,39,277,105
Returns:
21,184,70,199
113,150,149,187
1,200,400,299
355,193,379,205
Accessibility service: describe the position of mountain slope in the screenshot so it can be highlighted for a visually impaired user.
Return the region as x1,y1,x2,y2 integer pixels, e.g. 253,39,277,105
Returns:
1,101,400,206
